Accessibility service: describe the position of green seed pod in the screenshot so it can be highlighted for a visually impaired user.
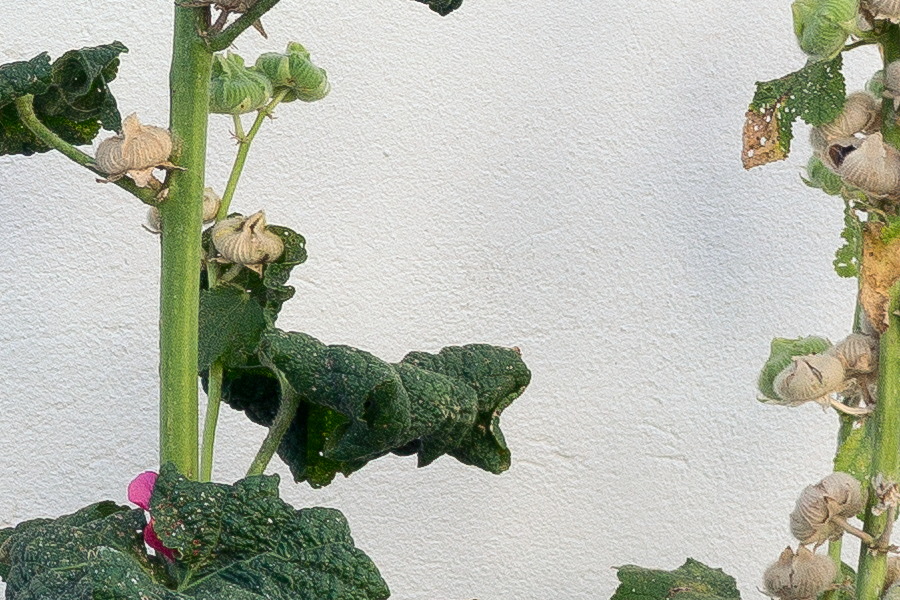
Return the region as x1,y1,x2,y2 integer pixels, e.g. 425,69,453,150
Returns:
758,336,832,401
802,155,844,196
792,0,860,59
209,52,273,115
254,42,330,103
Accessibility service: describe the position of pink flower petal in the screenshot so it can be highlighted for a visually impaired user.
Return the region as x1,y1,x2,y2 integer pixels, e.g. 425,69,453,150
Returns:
144,519,175,561
128,471,158,510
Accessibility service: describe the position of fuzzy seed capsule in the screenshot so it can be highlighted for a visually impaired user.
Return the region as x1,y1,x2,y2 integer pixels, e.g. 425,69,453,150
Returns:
792,0,858,58
816,92,882,142
863,0,900,22
255,42,330,103
211,211,284,274
209,52,272,115
772,354,846,406
826,133,900,197
790,472,866,545
763,546,836,600
884,60,900,110
826,333,878,374
96,114,174,188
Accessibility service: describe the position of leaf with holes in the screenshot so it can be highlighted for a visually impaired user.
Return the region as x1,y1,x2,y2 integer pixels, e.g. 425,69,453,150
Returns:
611,559,740,600
834,203,862,278
742,55,845,168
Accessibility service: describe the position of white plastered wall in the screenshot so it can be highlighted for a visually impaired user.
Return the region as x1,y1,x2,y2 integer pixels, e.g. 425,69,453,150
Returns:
0,0,877,598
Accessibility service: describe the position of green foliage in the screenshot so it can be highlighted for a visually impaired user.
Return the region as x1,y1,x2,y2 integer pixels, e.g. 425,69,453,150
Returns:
834,421,874,484
0,42,126,156
802,156,843,196
834,204,862,278
757,335,832,400
611,559,740,600
150,465,390,599
208,52,272,115
792,0,858,59
748,55,845,159
198,286,267,370
221,330,531,487
413,0,464,15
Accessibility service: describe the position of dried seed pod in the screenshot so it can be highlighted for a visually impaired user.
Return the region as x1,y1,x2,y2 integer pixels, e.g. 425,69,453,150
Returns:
826,133,900,197
772,354,846,406
95,114,175,188
792,0,858,58
817,92,882,141
254,42,330,103
884,60,900,110
209,52,272,115
145,188,221,234
863,0,900,22
758,337,833,402
763,546,836,600
211,211,284,274
826,333,878,374
790,472,866,545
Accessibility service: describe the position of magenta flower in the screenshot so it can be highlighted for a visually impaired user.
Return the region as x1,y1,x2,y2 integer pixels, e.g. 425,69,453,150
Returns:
128,471,175,561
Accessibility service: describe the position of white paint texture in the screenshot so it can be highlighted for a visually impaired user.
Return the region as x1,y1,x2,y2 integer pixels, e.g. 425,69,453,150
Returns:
0,0,882,598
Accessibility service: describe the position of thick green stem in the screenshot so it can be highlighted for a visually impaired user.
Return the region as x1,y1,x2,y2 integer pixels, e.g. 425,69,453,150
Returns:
216,90,288,220
159,6,213,478
206,0,282,51
246,370,299,477
857,28,900,600
13,95,160,206
200,361,223,482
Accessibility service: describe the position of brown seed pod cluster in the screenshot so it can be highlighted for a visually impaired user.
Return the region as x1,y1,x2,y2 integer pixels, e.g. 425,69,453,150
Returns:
146,188,222,234
96,114,177,188
789,472,867,545
826,333,878,374
211,211,284,274
763,546,836,600
863,0,900,22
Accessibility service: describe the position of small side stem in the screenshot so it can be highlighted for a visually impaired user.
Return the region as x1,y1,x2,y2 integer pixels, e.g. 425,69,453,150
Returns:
216,90,288,220
246,370,299,477
13,95,160,206
200,360,223,482
206,0,282,51
835,516,878,547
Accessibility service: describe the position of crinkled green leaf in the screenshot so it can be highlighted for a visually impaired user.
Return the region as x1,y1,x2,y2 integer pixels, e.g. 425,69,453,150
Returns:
0,42,126,157
198,286,267,370
834,422,874,485
792,0,858,59
835,203,862,278
802,155,843,196
746,55,845,162
150,464,390,600
412,0,463,15
222,329,530,487
757,335,831,401
611,559,740,600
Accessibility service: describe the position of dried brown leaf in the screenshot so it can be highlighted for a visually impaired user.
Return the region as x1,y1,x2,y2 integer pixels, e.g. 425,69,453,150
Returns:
743,106,786,169
861,221,900,333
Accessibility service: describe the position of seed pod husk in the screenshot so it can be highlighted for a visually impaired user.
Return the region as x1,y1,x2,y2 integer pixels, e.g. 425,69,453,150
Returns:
802,155,844,196
211,211,284,274
146,188,221,233
826,133,900,197
95,114,175,187
772,354,846,406
863,0,900,22
826,333,878,374
758,336,832,402
254,42,330,103
884,60,900,110
209,52,272,115
763,546,836,600
817,92,882,141
790,472,866,545
792,0,859,59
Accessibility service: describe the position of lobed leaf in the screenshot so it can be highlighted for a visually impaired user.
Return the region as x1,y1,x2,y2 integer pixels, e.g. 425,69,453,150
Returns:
611,559,740,600
742,56,844,168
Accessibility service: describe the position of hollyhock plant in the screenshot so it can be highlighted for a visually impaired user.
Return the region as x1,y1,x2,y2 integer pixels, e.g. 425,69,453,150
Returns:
127,471,175,561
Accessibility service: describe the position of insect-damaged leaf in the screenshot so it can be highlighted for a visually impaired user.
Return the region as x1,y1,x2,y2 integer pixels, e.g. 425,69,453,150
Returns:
742,55,845,169
0,42,127,157
220,329,531,487
611,559,740,600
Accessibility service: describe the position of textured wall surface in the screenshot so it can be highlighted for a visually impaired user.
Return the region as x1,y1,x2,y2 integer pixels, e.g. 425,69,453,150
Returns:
0,1,878,598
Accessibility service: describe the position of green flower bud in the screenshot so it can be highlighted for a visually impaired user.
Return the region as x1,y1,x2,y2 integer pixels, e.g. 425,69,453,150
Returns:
254,42,330,103
758,336,832,402
792,0,860,59
802,155,844,195
209,52,273,115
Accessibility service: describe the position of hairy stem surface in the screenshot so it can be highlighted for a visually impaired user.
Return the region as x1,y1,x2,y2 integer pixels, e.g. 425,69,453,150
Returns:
246,370,299,477
159,6,213,478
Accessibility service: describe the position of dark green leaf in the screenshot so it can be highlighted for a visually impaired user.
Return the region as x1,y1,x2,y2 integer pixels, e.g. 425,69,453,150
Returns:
222,329,530,487
834,203,862,278
611,559,740,600
198,286,267,370
150,464,390,600
746,55,845,162
0,42,126,157
412,0,464,15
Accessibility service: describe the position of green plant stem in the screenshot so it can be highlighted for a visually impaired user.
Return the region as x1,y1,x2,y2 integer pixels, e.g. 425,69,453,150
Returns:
246,370,299,477
12,95,160,206
207,0,282,51
216,90,288,220
200,361,223,482
159,5,213,479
